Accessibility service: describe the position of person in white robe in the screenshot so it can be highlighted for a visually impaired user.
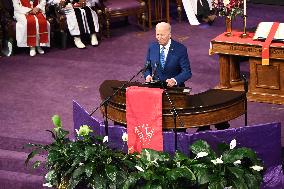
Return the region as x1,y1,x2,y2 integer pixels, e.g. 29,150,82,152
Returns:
182,0,216,25
12,0,50,56
48,0,99,49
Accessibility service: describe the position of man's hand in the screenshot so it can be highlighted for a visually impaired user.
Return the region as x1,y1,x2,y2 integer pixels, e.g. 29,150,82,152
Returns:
145,75,153,83
31,7,40,14
166,78,176,87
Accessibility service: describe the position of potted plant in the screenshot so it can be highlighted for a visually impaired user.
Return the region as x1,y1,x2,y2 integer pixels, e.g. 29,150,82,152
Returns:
26,115,264,189
25,115,135,189
189,139,264,189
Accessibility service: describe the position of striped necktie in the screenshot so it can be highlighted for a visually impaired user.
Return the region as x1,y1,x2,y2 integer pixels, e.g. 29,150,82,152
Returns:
160,46,165,69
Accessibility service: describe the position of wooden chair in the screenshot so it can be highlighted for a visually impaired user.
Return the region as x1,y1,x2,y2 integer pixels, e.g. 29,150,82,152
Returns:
143,0,182,29
100,0,146,38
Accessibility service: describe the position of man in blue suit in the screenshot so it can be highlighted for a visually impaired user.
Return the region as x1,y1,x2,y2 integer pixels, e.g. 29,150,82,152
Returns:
144,22,192,87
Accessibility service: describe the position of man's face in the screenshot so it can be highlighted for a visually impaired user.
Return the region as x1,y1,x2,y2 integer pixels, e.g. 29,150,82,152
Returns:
155,26,171,46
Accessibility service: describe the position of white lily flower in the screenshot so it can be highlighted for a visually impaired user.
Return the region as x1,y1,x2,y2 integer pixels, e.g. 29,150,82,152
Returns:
79,162,84,166
152,158,159,167
135,165,144,172
233,160,241,166
196,152,208,159
211,155,223,165
177,162,181,167
145,149,151,161
43,183,53,187
251,165,263,171
230,139,237,149
103,136,108,143
75,129,79,135
122,132,128,142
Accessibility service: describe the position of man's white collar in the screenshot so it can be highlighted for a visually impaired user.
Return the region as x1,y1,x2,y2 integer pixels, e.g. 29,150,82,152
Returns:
160,39,171,50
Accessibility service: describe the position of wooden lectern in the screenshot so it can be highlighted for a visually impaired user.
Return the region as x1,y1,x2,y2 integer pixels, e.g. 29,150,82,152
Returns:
99,80,246,129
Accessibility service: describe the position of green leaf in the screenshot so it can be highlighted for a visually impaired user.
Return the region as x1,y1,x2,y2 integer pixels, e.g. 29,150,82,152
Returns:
56,128,69,139
85,163,93,178
190,140,212,155
122,174,139,189
208,178,226,189
191,164,210,185
217,142,229,154
244,173,261,189
231,178,249,189
90,174,106,189
72,166,85,180
166,166,196,181
25,149,41,166
52,115,61,128
173,152,189,162
105,165,117,182
227,166,244,179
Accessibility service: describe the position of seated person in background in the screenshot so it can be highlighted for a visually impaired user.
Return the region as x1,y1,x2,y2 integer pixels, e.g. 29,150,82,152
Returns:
196,0,216,25
48,0,99,48
12,0,50,56
144,22,192,87
182,0,216,25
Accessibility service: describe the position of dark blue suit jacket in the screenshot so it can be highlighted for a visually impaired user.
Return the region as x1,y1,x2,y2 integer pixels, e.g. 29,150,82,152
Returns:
144,40,192,87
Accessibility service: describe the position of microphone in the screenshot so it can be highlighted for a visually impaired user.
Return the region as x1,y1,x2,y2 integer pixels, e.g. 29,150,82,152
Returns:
242,74,248,93
141,60,150,74
151,62,159,78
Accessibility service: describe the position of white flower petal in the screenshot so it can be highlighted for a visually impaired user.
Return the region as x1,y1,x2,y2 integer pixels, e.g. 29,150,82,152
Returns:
224,187,232,189
211,156,223,164
75,129,79,135
196,152,208,159
230,139,237,149
122,132,128,142
103,136,108,143
135,165,144,172
177,162,181,167
43,183,53,187
233,160,241,166
211,159,217,165
251,165,263,171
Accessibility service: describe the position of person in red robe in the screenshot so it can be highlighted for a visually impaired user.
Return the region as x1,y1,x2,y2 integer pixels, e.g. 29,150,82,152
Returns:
12,0,50,56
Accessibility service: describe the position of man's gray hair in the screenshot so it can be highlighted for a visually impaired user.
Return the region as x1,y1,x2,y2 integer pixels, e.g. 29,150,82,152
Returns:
156,22,171,33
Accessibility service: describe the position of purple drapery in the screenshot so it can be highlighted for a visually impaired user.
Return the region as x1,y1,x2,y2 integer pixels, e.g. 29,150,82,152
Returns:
73,100,284,188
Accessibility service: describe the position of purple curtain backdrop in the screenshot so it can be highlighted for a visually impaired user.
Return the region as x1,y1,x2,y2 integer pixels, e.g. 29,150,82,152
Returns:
73,100,284,188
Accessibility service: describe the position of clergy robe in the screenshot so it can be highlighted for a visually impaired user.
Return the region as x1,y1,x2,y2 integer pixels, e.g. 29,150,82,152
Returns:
182,0,212,25
48,0,99,36
12,0,50,47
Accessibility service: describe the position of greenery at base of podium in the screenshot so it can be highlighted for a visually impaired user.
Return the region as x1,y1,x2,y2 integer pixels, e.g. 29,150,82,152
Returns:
25,115,264,189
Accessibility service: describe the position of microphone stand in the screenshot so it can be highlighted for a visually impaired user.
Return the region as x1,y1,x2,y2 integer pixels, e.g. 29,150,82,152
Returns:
89,62,150,136
152,64,185,152
242,75,248,126
162,84,185,152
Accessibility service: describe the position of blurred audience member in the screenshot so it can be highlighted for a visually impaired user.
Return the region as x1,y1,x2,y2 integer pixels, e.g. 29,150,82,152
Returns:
12,0,50,56
48,0,99,48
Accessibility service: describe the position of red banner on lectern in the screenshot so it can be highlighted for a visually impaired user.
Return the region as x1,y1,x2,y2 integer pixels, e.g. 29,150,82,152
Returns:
126,86,163,153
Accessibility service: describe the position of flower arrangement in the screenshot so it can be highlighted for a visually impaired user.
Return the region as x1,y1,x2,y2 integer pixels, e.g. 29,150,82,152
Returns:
25,115,264,189
212,0,244,18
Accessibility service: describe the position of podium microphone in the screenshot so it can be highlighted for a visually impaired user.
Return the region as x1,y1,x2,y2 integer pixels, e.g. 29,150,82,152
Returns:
141,60,151,74
151,62,159,78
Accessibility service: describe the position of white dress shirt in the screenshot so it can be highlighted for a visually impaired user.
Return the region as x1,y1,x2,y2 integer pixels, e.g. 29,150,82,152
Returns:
160,39,171,61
